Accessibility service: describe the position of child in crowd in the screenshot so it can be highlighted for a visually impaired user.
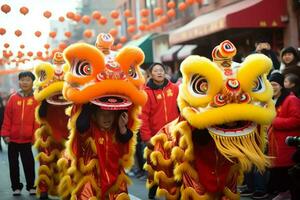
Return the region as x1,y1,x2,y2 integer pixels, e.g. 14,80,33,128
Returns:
1,71,38,196
284,73,300,97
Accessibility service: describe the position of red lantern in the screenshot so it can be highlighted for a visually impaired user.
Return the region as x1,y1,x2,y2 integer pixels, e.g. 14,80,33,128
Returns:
34,31,41,37
36,51,43,57
124,9,131,17
161,15,169,24
127,17,136,25
66,11,74,19
58,16,65,22
17,51,24,58
185,0,195,5
140,9,149,17
167,1,176,9
98,17,107,25
83,29,93,38
15,30,22,37
116,43,123,49
82,15,91,24
138,24,146,31
0,27,6,35
109,28,118,37
44,44,50,49
49,31,57,38
19,6,29,15
127,25,136,34
4,43,9,48
114,19,121,26
110,10,119,19
178,2,187,11
1,4,11,14
132,34,140,40
141,17,149,24
20,44,25,49
27,51,33,57
92,11,101,20
43,11,52,19
167,9,176,18
119,36,127,43
73,14,81,22
64,31,72,38
59,42,67,50
154,7,163,16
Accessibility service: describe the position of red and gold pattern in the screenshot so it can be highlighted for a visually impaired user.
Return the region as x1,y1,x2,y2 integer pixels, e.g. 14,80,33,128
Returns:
58,33,147,200
33,52,71,197
145,40,276,200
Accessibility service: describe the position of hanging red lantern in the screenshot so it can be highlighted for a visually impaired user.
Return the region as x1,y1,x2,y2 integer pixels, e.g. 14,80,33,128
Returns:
110,10,119,19
116,43,122,49
132,34,140,40
83,29,93,38
127,17,136,25
34,31,41,37
1,4,11,14
49,31,57,38
36,51,43,57
73,14,81,22
82,15,91,24
15,30,22,37
141,17,149,24
185,0,195,5
43,10,52,19
138,24,146,31
119,36,127,43
167,9,176,18
58,16,65,22
4,43,9,48
92,11,101,20
127,25,136,34
124,9,131,17
109,28,118,37
19,6,29,15
44,43,50,49
17,51,24,58
64,31,72,38
0,27,6,35
114,19,121,26
178,2,187,11
59,42,67,50
154,7,163,16
161,15,169,24
98,17,107,25
66,11,74,19
20,44,25,49
140,9,149,17
27,51,33,57
167,1,176,9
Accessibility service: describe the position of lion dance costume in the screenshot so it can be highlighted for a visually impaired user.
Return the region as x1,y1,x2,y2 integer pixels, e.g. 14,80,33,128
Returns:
145,40,276,199
33,52,71,197
58,33,147,200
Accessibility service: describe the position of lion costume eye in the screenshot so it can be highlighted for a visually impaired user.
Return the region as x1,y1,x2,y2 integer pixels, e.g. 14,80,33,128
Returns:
252,76,265,93
39,70,47,82
189,74,208,96
128,65,138,79
72,59,92,76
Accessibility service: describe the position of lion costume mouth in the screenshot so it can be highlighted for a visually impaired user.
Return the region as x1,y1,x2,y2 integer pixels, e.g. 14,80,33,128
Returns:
208,121,256,137
90,95,132,110
46,92,72,105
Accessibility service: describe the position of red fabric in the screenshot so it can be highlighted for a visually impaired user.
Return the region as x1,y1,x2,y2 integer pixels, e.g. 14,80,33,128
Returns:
1,92,38,143
194,140,232,193
268,94,300,167
140,81,179,142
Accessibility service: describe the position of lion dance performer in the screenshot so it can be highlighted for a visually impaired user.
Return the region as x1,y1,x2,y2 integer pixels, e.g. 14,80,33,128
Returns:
58,33,147,200
33,52,71,199
144,40,276,200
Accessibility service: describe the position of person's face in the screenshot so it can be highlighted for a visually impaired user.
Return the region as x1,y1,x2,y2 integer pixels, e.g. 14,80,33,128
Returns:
151,65,165,83
284,78,295,89
95,109,115,130
282,52,295,64
19,76,33,92
271,81,282,98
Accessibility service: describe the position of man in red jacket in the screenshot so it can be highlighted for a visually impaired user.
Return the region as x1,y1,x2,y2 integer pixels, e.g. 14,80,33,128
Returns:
140,63,179,200
1,71,39,196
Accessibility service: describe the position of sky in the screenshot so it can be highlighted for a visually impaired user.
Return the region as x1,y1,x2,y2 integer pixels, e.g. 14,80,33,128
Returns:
0,0,79,66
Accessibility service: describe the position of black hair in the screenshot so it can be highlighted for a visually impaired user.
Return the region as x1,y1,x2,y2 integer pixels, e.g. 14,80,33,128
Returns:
280,46,299,65
18,71,35,81
285,73,300,97
148,62,166,73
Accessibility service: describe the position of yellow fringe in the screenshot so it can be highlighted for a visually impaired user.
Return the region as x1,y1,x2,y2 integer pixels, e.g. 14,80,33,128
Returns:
116,193,130,200
78,158,98,174
58,175,72,198
173,162,199,182
36,149,61,163
156,187,180,200
150,151,172,167
153,170,176,185
224,187,239,200
181,187,210,200
38,165,52,176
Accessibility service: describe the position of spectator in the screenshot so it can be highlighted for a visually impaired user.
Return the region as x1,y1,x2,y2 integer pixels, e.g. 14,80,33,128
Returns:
0,95,4,152
280,46,300,79
140,62,180,200
268,72,300,200
284,73,300,97
255,39,280,71
1,71,39,196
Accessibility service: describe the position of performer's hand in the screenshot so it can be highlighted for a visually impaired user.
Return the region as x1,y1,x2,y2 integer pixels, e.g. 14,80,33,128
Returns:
118,112,128,134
